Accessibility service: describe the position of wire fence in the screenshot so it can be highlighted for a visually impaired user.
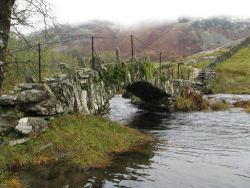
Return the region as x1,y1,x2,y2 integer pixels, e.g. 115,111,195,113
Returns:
1,34,193,86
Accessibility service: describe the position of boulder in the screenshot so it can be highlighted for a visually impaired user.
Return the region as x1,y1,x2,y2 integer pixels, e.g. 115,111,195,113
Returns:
0,95,17,106
17,89,47,104
15,117,48,135
15,83,45,91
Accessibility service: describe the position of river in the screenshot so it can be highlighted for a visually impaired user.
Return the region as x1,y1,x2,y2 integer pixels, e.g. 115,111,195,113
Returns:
19,95,250,187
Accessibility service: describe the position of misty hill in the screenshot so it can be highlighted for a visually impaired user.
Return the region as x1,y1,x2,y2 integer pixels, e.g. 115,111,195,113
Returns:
35,18,250,60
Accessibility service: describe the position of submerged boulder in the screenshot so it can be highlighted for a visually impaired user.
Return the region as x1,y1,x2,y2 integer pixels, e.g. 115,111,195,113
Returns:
15,117,48,135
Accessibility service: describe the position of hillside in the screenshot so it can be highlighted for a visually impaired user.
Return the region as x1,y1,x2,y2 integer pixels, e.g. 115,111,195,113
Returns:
184,37,250,94
33,18,250,60
212,44,250,94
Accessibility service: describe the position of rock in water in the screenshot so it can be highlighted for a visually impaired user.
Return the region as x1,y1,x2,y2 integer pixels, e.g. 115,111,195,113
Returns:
15,117,48,135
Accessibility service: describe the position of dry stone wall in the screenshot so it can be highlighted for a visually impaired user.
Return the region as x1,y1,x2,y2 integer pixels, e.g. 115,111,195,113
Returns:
0,68,115,116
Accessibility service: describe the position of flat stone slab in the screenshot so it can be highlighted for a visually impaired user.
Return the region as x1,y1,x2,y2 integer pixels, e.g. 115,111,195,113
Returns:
0,95,17,106
17,89,48,104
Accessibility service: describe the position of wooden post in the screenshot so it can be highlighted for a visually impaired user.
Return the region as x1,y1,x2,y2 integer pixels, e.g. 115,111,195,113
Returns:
91,36,94,64
172,68,174,79
188,69,190,80
160,52,162,78
130,34,134,58
177,63,180,79
38,42,41,83
180,65,183,79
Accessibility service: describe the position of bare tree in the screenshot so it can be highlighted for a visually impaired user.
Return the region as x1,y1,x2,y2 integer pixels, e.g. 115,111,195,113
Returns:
0,0,55,91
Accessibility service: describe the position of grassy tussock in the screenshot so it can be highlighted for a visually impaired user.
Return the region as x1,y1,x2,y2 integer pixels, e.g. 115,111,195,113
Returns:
0,114,152,186
210,101,229,111
245,107,250,113
233,100,250,113
175,97,195,111
175,90,208,112
4,177,22,188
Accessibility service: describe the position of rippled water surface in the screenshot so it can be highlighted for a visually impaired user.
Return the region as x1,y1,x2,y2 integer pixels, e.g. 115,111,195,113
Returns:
20,95,250,187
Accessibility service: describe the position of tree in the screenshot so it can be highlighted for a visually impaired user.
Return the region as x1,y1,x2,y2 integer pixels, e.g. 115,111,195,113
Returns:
0,0,54,91
0,0,15,91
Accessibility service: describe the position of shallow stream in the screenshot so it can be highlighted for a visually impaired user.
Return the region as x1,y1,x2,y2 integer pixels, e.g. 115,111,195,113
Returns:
17,95,250,187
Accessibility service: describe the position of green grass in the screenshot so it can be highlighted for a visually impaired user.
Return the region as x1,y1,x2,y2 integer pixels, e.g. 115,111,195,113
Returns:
152,62,194,80
212,46,250,94
0,114,152,186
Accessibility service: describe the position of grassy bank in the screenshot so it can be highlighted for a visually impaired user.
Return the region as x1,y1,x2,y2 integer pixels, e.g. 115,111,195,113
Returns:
212,46,250,94
0,114,152,186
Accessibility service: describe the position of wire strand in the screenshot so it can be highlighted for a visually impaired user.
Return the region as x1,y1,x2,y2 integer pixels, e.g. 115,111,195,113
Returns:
134,36,160,54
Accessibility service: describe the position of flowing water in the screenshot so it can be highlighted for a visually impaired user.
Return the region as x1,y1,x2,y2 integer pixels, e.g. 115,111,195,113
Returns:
19,95,250,187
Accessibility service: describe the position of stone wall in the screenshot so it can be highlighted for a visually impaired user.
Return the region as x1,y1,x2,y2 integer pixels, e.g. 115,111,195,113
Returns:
206,37,250,70
0,68,115,116
172,79,204,96
195,37,250,94
197,70,216,94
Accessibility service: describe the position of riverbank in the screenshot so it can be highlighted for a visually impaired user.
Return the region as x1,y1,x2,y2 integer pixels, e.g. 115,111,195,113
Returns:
0,114,152,187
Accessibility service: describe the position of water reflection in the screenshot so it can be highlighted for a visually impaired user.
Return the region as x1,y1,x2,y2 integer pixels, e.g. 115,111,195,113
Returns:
19,143,156,188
